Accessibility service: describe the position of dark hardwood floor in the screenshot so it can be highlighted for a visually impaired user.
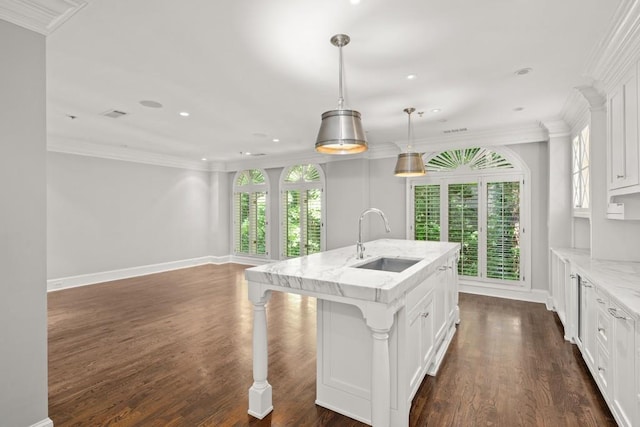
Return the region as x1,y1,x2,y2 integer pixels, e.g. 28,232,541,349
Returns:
48,264,616,426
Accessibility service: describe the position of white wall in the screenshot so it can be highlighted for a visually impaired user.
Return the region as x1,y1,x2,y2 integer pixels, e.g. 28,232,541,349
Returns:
507,142,549,292
208,171,230,257
368,157,407,241
325,158,370,250
0,19,49,427
47,152,210,278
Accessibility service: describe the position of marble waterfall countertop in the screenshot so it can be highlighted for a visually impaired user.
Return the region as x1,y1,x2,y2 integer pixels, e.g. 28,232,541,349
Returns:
245,239,460,304
552,247,640,319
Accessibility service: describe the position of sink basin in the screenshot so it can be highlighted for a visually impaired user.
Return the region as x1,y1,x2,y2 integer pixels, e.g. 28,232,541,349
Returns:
353,257,420,273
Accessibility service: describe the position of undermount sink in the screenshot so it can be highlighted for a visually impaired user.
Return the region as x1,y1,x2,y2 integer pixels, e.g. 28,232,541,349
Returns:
353,257,420,273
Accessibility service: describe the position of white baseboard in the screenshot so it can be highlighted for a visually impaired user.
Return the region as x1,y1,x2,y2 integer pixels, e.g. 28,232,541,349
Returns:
46,255,275,292
459,283,549,304
545,295,555,311
48,256,217,292
30,418,53,427
230,255,273,266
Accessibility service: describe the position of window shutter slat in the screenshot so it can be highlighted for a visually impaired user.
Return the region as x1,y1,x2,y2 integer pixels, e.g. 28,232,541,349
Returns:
448,183,479,278
486,181,520,280
305,189,322,255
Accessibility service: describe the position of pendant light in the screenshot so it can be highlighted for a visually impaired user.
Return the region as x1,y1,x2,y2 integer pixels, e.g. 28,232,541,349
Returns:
394,107,426,176
315,34,368,155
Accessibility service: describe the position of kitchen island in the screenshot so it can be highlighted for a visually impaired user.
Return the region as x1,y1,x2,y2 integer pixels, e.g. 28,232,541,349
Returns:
245,239,460,427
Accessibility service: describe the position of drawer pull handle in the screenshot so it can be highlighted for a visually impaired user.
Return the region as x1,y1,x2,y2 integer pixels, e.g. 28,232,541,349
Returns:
607,307,631,320
421,312,430,318
617,174,625,179
598,366,605,372
596,298,605,304
598,327,606,333
438,266,447,271
582,283,593,288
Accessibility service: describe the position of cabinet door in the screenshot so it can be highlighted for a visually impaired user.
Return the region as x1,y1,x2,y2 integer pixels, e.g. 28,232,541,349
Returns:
609,65,640,190
407,298,425,393
583,279,597,368
433,267,447,340
421,297,435,367
610,302,636,427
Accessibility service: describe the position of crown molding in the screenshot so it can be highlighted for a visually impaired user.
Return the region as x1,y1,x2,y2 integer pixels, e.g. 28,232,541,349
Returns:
49,123,550,173
0,0,86,35
409,123,548,154
561,89,590,133
540,120,571,138
584,0,640,90
48,137,211,172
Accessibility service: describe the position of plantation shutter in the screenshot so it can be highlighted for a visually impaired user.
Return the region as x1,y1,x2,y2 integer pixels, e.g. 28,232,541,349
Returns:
414,184,440,241
486,180,521,280
283,190,301,257
235,192,250,253
305,189,322,255
448,183,479,277
254,192,267,255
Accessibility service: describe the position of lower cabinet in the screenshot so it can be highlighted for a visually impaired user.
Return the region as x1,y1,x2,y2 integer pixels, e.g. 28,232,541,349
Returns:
609,301,636,427
569,272,637,427
315,256,458,427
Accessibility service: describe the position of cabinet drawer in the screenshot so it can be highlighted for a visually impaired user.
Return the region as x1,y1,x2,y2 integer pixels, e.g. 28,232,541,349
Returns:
597,342,611,394
597,307,612,350
406,270,438,312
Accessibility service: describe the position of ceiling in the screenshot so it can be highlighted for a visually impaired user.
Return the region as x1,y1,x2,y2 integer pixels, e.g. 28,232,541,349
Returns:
43,0,621,166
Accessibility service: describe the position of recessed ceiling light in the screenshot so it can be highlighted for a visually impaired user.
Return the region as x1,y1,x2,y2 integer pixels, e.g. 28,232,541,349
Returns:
406,74,417,80
272,138,280,142
140,100,163,108
179,111,190,117
431,108,441,113
201,157,207,161
514,67,533,76
241,151,252,156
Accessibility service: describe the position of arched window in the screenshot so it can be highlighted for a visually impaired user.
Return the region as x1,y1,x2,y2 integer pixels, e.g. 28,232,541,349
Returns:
233,169,269,257
409,147,530,289
280,164,325,258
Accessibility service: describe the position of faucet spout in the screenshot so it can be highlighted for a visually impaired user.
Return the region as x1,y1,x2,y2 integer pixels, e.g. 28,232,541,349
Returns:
357,208,391,259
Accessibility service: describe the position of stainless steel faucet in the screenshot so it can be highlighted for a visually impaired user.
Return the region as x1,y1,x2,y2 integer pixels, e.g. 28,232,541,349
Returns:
357,208,391,259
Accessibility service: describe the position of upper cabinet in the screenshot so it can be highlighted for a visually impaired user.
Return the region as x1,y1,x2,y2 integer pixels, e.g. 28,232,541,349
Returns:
608,62,639,192
607,60,640,218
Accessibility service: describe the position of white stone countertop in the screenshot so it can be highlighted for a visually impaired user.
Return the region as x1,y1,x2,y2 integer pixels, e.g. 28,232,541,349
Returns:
245,239,460,304
552,247,640,319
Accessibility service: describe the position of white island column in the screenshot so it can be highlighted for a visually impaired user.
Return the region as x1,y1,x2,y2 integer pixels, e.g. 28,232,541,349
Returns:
366,303,396,427
248,285,273,419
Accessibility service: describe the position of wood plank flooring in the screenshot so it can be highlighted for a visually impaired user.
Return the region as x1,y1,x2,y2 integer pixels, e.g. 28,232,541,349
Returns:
48,264,616,426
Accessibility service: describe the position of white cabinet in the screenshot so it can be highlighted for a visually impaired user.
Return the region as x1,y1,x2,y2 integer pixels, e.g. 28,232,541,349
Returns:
550,250,570,334
608,62,640,193
574,274,637,427
577,275,597,368
406,289,434,396
609,301,637,427
316,255,459,427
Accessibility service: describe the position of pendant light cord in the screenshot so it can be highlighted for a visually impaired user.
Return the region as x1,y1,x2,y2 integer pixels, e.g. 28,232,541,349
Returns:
338,43,344,110
405,107,415,152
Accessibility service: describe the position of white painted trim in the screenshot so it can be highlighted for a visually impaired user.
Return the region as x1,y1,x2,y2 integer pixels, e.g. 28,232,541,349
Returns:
47,139,211,172
459,283,548,304
0,0,86,36
47,256,219,292
29,418,53,427
230,255,272,266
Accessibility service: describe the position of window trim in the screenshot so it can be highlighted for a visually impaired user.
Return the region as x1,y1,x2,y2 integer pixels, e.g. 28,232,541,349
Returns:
233,169,270,258
407,147,531,291
572,124,590,218
279,164,326,259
